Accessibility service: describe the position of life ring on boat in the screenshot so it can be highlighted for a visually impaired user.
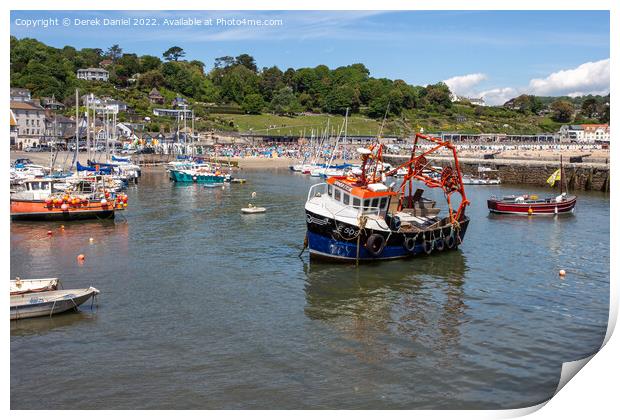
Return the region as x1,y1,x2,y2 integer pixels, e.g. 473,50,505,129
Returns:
390,215,401,231
423,239,434,255
365,234,386,257
403,236,416,253
446,232,457,249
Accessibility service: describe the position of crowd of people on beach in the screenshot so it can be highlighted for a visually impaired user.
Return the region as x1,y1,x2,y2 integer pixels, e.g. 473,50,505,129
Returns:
201,140,606,161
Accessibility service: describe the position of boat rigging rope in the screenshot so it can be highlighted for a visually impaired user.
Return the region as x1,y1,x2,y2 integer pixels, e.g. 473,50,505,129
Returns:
355,215,369,266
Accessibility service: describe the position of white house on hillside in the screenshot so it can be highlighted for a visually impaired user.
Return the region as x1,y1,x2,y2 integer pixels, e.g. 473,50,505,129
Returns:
77,68,109,82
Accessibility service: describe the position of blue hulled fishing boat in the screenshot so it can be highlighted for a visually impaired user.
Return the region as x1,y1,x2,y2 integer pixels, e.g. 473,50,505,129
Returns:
303,133,471,262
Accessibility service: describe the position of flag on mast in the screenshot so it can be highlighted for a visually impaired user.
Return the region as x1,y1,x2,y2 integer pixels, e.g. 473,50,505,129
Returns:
547,169,561,186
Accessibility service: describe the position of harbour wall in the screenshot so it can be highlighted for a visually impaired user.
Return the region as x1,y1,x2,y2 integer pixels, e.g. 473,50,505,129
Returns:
384,155,610,192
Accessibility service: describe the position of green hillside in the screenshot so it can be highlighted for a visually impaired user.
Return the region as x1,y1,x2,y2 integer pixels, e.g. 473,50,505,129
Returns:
10,36,610,136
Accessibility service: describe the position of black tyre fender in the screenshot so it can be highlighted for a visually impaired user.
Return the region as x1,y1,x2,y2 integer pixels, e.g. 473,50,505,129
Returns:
366,233,386,257
446,232,457,249
435,236,445,252
390,215,401,231
403,236,416,252
423,239,434,255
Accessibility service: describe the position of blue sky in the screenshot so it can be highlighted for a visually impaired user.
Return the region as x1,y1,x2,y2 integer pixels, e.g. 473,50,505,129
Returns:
10,10,610,104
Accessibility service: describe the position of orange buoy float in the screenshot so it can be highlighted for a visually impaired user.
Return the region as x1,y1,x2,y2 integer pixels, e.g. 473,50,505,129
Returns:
47,230,53,236
61,203,69,211
559,269,566,277
77,254,86,262
123,196,128,204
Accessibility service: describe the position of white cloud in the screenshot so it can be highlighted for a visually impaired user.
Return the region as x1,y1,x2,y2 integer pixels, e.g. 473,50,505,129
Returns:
443,73,487,96
478,87,518,106
528,59,610,96
442,59,610,106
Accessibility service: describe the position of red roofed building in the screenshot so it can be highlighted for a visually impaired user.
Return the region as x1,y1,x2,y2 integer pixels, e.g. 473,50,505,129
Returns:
581,124,610,143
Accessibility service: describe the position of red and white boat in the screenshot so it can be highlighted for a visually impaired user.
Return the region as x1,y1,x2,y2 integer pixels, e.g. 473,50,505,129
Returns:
487,157,577,215
10,178,128,221
487,193,577,215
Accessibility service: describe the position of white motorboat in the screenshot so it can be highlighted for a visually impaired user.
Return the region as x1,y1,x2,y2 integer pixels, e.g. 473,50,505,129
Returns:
11,287,100,320
241,204,266,214
10,278,59,295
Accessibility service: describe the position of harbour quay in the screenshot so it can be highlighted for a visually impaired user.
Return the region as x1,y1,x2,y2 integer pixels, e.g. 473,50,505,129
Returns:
385,154,610,192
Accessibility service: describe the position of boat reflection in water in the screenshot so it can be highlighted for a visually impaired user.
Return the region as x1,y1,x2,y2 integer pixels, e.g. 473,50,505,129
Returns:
303,251,468,364
10,311,98,337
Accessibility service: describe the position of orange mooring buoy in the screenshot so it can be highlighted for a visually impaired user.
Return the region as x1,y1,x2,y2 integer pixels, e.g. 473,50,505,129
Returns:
77,254,86,262
47,230,53,236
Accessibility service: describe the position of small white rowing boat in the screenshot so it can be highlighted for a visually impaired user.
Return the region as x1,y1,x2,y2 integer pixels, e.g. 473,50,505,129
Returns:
11,287,100,320
241,204,266,214
10,277,59,295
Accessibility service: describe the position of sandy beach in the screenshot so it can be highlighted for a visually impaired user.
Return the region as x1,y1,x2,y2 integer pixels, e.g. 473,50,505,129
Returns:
11,147,609,170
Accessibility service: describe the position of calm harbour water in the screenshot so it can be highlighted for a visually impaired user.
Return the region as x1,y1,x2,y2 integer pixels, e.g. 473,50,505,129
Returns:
11,168,609,409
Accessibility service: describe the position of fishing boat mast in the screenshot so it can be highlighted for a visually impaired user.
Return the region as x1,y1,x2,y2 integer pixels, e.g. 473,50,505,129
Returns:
560,154,565,195
73,88,79,169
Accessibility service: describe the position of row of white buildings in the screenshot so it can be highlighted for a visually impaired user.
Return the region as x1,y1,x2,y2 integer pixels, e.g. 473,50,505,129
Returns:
558,124,610,143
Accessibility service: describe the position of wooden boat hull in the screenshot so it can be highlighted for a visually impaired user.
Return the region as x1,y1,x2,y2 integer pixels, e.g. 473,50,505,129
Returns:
10,199,118,221
10,278,59,295
487,196,577,215
10,287,99,320
305,209,469,262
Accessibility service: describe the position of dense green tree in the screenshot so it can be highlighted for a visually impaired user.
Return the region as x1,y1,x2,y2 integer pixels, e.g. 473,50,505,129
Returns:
259,66,284,101
106,44,123,62
138,70,165,89
269,87,301,115
550,100,574,123
189,60,206,75
323,85,360,115
219,65,260,104
214,56,235,69
360,78,392,105
580,98,599,118
506,94,544,114
163,46,186,62
161,61,197,96
331,63,370,86
235,54,257,72
241,93,265,114
423,82,452,109
196,78,220,103
140,55,162,72
115,53,141,79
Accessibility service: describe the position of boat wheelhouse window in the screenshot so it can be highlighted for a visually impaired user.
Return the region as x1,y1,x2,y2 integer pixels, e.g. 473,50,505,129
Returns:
363,199,370,211
327,184,333,196
353,197,361,208
380,197,388,209
334,188,341,201
343,193,350,205
371,198,379,209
